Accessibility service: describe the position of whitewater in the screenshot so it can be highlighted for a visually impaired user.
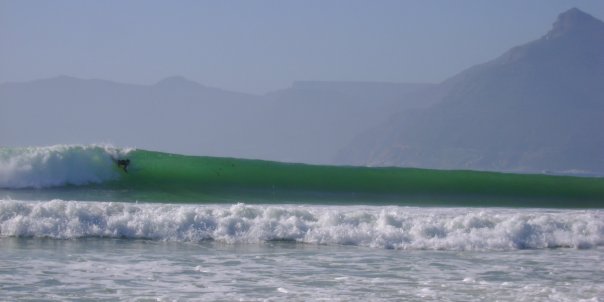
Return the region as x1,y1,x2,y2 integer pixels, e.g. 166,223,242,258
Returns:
0,145,128,188
1,145,603,301
1,200,603,250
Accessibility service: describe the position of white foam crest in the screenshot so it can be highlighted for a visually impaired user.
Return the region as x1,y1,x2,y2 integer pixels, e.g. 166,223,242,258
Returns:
1,200,602,251
0,145,132,188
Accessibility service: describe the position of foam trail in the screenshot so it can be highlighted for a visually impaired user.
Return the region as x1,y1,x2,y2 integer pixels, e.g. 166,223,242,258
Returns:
1,200,602,250
0,145,130,188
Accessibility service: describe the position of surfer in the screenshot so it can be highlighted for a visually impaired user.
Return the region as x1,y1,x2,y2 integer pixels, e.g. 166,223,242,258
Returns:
116,159,130,173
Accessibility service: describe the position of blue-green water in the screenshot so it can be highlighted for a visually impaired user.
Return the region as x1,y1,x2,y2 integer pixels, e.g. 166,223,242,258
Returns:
2,145,603,207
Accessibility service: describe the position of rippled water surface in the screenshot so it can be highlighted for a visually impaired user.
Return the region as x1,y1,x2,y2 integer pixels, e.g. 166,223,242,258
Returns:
1,238,603,301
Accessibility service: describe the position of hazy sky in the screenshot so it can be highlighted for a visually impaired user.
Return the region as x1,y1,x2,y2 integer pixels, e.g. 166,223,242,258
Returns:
1,0,603,94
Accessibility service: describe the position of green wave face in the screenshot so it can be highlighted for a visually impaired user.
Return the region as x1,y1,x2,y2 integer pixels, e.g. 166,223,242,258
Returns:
3,149,604,207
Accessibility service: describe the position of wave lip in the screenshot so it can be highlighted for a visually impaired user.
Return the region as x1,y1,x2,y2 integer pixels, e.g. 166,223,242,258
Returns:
0,145,130,189
1,200,602,251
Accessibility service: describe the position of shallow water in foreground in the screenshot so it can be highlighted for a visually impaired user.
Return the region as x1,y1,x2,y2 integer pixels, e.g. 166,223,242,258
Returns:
1,238,603,301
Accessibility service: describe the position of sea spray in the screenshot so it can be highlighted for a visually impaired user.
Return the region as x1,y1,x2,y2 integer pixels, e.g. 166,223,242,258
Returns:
0,145,131,188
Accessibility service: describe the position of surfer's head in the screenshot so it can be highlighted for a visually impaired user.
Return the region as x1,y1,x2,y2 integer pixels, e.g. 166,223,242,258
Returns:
116,159,130,172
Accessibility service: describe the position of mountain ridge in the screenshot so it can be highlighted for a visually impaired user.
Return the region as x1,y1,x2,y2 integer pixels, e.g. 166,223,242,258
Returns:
335,8,604,174
0,75,432,164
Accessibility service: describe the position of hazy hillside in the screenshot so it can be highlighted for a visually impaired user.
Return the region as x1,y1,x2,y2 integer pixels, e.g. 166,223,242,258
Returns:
0,76,268,157
0,76,432,163
336,8,604,174
254,81,435,163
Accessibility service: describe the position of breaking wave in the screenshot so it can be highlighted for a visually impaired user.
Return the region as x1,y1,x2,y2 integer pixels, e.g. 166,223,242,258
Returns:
1,145,604,207
0,145,131,189
1,200,602,251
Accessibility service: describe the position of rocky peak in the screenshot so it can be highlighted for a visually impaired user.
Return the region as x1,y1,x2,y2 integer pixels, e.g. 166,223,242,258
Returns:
545,8,604,39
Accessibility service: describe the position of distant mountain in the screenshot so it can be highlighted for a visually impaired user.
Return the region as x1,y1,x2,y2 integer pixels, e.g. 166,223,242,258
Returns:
0,76,266,156
336,8,604,174
0,76,432,163
255,81,435,163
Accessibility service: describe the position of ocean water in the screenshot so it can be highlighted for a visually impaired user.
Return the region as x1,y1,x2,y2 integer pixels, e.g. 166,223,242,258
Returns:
2,236,603,301
1,145,603,301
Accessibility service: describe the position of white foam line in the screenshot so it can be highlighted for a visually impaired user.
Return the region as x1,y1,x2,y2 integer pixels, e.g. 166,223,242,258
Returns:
1,200,602,251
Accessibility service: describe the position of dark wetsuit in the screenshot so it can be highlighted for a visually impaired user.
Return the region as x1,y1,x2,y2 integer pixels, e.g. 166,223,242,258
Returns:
117,159,130,173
